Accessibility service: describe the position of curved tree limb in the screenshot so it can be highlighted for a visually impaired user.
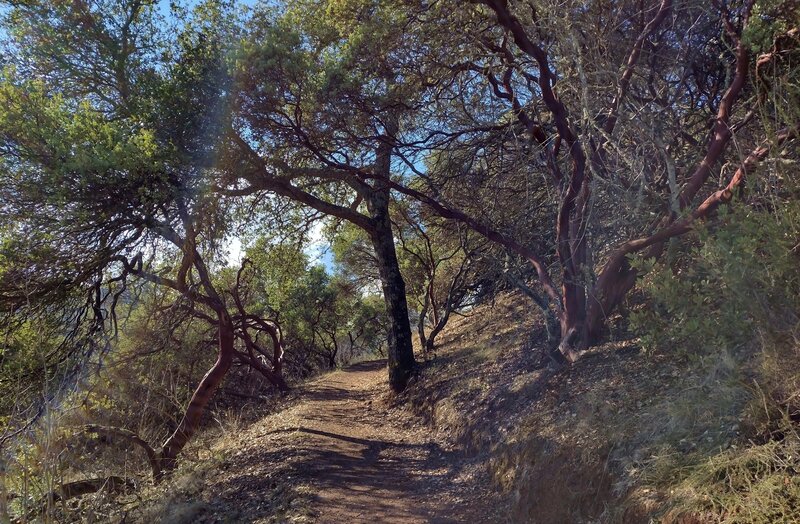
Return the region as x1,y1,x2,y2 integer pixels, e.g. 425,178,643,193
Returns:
83,424,161,480
588,125,797,336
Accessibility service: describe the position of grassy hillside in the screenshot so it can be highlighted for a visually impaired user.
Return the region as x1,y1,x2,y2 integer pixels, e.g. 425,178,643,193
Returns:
398,292,800,523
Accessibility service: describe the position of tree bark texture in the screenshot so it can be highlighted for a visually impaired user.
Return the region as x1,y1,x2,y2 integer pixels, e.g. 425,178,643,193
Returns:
368,191,416,392
158,311,235,475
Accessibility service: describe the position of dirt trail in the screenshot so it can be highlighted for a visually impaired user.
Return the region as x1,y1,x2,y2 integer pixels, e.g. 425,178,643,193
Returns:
206,360,490,523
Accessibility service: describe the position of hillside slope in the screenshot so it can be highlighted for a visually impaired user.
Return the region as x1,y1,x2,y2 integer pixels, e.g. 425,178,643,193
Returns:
398,294,798,522
97,291,795,523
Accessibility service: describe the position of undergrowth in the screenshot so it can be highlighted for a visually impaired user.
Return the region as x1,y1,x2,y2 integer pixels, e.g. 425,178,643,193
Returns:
668,434,800,523
628,202,800,522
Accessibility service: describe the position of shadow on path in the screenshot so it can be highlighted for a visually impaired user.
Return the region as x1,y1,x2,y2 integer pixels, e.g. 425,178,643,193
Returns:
203,359,476,524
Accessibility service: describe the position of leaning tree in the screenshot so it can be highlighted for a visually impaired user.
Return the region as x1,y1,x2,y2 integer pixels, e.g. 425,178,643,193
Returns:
0,0,289,478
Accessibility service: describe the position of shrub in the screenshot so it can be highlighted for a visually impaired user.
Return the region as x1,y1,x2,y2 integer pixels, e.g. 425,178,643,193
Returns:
630,203,800,361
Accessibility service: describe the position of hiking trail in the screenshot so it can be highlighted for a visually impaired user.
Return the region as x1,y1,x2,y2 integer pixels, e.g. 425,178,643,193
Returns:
201,360,493,523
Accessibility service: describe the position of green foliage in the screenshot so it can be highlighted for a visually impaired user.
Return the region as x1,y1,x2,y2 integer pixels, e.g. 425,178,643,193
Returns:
245,240,310,311
329,221,379,289
629,201,800,521
3,0,165,112
745,0,800,53
2,0,800,520
244,238,387,370
0,319,58,419
631,204,800,359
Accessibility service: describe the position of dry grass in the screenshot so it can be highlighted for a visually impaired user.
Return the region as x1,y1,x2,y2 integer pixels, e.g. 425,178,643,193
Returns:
9,292,799,523
398,291,800,523
663,436,800,523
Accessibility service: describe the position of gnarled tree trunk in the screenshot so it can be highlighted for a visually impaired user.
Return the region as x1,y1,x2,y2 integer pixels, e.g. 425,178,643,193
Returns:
78,312,239,483
158,310,235,476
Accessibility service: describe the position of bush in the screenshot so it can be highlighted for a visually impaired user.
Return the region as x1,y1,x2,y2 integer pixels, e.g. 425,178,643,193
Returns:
630,201,800,521
631,203,800,361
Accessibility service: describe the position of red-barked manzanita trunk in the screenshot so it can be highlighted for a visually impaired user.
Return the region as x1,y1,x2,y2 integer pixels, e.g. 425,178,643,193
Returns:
157,310,235,477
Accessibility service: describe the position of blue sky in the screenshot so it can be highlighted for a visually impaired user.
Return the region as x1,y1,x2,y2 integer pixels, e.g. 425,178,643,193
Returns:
0,1,264,37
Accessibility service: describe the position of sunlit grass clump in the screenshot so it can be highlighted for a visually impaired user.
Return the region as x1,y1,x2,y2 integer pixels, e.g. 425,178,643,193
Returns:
662,433,800,523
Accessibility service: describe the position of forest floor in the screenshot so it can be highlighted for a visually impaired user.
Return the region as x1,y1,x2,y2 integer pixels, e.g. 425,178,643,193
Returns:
107,291,770,524
137,358,498,523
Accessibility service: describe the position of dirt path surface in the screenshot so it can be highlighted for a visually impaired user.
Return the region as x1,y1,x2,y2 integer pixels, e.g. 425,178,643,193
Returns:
202,360,491,523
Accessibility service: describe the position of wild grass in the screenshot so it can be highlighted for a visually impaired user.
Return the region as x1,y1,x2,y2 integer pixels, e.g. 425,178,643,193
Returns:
666,436,800,523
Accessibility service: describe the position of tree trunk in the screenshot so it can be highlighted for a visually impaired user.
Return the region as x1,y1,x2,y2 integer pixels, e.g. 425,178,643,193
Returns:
425,311,450,353
586,251,641,342
367,191,416,393
158,311,235,476
366,120,416,392
428,284,439,326
417,288,430,351
236,351,291,392
266,328,284,376
237,327,290,392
